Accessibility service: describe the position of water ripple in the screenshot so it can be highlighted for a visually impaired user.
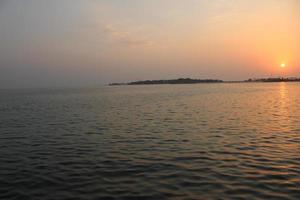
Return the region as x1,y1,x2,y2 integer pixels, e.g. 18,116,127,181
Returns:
0,83,300,199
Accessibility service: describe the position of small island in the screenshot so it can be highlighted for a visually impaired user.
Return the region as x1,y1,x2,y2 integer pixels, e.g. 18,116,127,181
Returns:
109,77,300,86
245,77,300,82
109,78,223,86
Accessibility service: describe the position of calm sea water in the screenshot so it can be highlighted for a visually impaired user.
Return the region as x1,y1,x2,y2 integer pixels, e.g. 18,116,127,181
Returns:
0,83,300,200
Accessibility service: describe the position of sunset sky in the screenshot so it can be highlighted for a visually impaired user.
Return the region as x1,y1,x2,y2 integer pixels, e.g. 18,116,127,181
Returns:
0,0,299,88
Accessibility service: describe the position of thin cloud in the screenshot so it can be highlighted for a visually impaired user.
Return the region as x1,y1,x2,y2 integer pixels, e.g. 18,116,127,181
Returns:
103,25,154,46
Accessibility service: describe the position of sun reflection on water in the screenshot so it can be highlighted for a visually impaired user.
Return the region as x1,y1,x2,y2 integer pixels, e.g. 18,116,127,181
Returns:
278,82,290,131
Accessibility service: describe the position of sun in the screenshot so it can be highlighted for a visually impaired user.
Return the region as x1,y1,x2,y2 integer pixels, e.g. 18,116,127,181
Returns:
280,63,286,68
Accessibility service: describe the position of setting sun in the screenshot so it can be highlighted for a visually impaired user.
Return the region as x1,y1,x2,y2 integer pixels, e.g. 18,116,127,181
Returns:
281,63,286,68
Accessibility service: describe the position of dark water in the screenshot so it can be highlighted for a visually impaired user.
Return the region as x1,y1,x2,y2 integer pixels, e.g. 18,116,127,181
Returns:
1,83,300,200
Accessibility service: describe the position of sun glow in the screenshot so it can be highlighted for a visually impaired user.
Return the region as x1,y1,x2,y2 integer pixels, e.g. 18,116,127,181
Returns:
281,63,286,68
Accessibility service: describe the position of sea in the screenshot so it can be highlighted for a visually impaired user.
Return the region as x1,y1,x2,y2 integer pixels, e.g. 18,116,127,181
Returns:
0,83,299,200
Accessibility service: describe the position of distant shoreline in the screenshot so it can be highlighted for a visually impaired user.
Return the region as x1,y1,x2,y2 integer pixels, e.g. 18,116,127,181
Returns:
245,77,300,83
109,77,300,86
109,78,223,86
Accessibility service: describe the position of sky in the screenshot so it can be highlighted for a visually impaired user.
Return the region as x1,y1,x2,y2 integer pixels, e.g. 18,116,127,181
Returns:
0,0,299,88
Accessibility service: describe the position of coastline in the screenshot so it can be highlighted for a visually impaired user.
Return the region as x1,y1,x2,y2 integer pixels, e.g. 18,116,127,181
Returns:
109,77,300,86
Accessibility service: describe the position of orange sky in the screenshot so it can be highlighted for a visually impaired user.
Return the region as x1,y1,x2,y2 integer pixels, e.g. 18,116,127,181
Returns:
0,0,299,87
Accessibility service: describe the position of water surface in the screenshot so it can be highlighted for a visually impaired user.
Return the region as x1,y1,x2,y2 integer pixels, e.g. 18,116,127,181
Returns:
1,83,300,199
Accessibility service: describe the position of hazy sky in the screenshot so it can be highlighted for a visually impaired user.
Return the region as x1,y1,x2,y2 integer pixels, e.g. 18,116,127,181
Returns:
0,0,299,88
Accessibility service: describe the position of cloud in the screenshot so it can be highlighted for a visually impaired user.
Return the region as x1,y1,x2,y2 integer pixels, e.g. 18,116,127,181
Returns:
103,25,154,46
